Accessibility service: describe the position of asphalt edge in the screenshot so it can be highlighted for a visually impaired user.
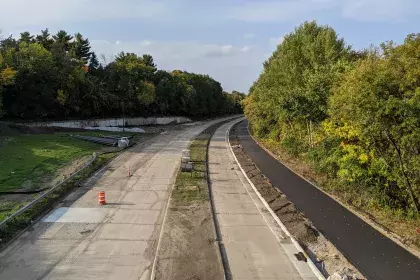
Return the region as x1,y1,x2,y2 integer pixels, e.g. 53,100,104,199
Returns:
227,119,326,280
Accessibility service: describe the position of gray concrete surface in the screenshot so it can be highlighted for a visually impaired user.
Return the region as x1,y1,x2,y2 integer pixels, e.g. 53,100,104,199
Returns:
0,118,233,280
209,120,318,280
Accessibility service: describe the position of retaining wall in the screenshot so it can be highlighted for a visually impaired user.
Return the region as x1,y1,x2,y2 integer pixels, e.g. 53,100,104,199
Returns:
18,116,192,128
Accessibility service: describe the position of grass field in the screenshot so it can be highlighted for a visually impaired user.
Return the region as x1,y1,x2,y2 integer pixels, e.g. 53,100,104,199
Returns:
0,129,153,245
0,131,136,192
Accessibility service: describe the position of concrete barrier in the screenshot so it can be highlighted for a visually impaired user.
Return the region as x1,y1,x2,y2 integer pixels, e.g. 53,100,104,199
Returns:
18,116,192,129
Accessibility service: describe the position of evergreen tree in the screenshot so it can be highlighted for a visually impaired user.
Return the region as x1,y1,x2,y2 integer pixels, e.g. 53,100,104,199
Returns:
36,29,53,50
19,32,34,43
0,35,18,50
73,33,91,63
53,30,73,52
142,54,157,72
88,52,100,70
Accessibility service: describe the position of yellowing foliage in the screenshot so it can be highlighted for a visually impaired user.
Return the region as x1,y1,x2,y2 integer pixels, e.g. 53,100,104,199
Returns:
244,20,420,215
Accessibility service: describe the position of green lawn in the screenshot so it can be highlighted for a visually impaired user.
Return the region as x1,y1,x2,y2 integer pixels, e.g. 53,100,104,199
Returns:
0,131,138,192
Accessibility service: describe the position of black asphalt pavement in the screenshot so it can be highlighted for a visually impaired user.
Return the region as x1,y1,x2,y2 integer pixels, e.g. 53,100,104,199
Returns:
235,120,419,280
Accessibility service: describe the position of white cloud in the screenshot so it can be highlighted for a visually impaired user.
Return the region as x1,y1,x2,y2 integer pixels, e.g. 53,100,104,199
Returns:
203,44,252,57
92,40,254,60
269,36,284,46
241,46,252,53
140,40,152,46
244,33,255,39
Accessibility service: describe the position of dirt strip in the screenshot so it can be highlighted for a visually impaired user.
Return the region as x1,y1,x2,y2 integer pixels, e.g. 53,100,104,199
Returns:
154,120,236,280
229,122,365,280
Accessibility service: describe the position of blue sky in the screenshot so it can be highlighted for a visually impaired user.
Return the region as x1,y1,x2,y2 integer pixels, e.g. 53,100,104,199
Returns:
0,0,419,92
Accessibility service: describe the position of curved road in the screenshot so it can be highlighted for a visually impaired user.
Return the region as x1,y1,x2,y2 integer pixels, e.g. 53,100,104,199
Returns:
209,119,317,280
0,118,234,280
235,120,420,280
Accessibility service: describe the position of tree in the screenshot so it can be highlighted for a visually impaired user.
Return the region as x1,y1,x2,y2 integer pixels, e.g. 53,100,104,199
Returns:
244,21,351,153
142,54,157,72
0,35,18,51
0,28,241,120
53,30,73,52
72,33,91,63
2,42,56,118
329,34,420,214
89,52,99,70
0,54,16,117
137,81,156,106
19,32,34,43
36,29,54,50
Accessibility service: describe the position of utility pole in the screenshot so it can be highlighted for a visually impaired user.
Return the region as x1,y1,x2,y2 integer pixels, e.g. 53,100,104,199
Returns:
121,101,125,132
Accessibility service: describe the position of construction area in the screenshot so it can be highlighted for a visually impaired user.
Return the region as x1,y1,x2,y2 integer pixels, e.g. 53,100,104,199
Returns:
1,117,418,280
0,117,322,280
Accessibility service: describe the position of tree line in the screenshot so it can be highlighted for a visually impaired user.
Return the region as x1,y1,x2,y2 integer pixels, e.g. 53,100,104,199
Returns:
0,29,245,120
244,21,420,216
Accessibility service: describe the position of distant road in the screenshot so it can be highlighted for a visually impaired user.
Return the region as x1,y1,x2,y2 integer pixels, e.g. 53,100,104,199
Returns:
235,120,420,280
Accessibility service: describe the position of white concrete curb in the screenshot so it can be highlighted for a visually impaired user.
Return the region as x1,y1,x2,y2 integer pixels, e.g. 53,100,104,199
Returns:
226,120,326,280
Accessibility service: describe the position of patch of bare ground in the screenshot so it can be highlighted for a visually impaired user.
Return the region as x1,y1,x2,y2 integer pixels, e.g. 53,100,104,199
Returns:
156,204,223,280
155,122,229,280
229,124,365,280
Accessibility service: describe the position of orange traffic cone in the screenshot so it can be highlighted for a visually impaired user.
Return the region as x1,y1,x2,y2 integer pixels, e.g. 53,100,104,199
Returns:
98,191,106,205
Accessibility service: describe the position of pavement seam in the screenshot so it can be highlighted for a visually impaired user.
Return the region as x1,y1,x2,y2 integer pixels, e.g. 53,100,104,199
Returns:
226,119,327,280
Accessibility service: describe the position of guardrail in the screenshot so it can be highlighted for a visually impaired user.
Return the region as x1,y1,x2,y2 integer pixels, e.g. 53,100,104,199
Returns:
0,152,98,230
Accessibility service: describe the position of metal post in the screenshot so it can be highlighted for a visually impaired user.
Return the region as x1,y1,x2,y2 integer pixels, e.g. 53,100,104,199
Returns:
122,101,125,132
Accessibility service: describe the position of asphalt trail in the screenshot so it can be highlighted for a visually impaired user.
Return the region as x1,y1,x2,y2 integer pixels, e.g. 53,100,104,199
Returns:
235,120,420,280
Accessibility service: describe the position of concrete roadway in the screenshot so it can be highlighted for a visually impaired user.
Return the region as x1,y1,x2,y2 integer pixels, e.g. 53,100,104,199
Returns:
0,118,233,280
235,120,420,280
209,119,318,280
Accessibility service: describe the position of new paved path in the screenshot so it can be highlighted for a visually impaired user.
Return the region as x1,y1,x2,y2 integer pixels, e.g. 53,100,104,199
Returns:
0,118,233,280
209,119,318,280
235,120,420,280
